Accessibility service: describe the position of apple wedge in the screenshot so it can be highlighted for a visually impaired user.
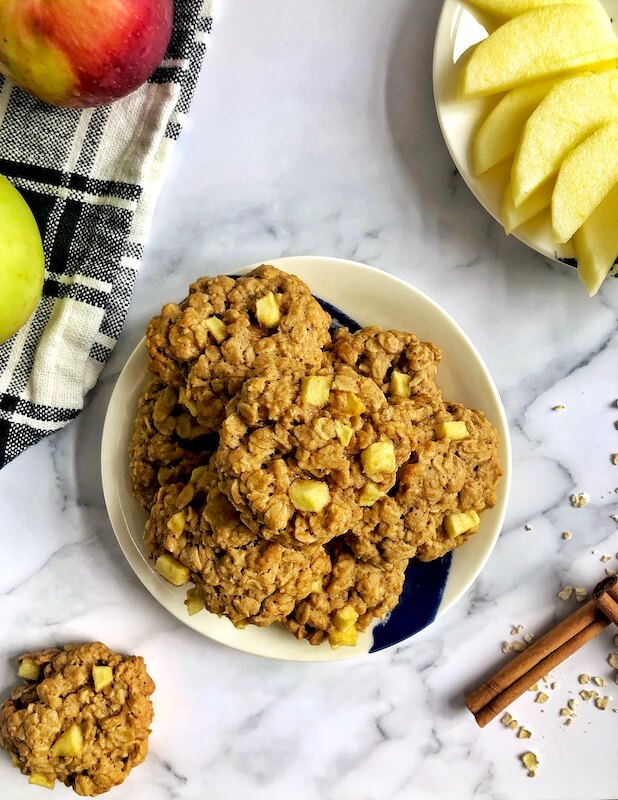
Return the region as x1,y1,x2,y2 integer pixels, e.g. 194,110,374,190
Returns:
472,80,557,175
465,0,604,19
512,72,618,206
573,183,618,295
459,6,618,99
552,121,618,243
502,179,553,234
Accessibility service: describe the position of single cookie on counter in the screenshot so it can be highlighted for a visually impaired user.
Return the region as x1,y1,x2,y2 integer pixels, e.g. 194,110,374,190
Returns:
145,265,333,433
0,642,155,796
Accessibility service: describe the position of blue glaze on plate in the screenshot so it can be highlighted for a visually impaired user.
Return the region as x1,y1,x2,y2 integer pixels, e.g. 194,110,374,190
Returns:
370,554,452,652
315,295,452,653
316,296,362,333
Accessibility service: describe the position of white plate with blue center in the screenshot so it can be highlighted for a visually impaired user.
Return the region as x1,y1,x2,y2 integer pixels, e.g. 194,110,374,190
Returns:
101,256,511,661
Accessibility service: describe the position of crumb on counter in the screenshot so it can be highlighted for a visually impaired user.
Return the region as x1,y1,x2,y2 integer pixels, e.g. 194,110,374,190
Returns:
552,404,566,411
511,625,524,635
521,752,539,778
503,640,526,654
570,492,589,508
562,531,572,540
558,586,573,601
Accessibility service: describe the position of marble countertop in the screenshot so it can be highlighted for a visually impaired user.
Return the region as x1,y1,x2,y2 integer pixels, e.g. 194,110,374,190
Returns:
1,2,618,798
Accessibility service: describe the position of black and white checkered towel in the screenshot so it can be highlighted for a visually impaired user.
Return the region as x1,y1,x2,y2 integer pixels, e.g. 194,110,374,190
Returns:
0,0,213,469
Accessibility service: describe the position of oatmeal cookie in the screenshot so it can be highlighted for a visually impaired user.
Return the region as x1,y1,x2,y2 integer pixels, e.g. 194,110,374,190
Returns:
0,643,154,796
145,265,332,433
346,404,501,565
284,540,407,645
333,326,442,400
397,403,501,561
216,362,417,547
128,378,216,510
144,474,330,627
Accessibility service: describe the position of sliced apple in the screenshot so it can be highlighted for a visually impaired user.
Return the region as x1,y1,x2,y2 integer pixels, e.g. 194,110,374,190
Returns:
465,0,604,20
552,121,618,243
459,6,618,99
573,183,618,295
472,80,557,176
502,179,553,234
512,71,618,206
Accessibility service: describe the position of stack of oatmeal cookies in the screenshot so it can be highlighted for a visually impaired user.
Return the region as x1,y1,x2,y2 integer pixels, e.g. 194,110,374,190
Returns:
130,265,501,647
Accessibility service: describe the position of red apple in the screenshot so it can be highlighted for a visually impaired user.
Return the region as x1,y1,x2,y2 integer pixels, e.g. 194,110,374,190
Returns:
0,0,173,108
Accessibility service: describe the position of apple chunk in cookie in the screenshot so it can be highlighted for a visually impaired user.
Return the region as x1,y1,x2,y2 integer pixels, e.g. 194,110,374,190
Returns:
0,643,154,796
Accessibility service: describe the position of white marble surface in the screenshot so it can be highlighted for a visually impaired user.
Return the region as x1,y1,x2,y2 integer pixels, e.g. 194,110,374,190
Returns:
1,2,618,798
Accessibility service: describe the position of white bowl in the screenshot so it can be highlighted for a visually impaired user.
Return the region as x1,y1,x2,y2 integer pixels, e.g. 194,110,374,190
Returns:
433,0,618,273
101,256,511,662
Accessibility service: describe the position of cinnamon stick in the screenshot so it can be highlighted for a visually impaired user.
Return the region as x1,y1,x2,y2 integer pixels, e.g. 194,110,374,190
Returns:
466,576,618,728
593,576,618,625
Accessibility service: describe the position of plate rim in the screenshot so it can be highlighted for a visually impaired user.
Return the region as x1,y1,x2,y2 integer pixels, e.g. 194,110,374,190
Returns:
101,255,512,662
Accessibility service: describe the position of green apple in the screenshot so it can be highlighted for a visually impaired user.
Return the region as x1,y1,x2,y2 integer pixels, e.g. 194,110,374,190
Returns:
459,5,618,99
0,176,45,343
552,121,618,243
